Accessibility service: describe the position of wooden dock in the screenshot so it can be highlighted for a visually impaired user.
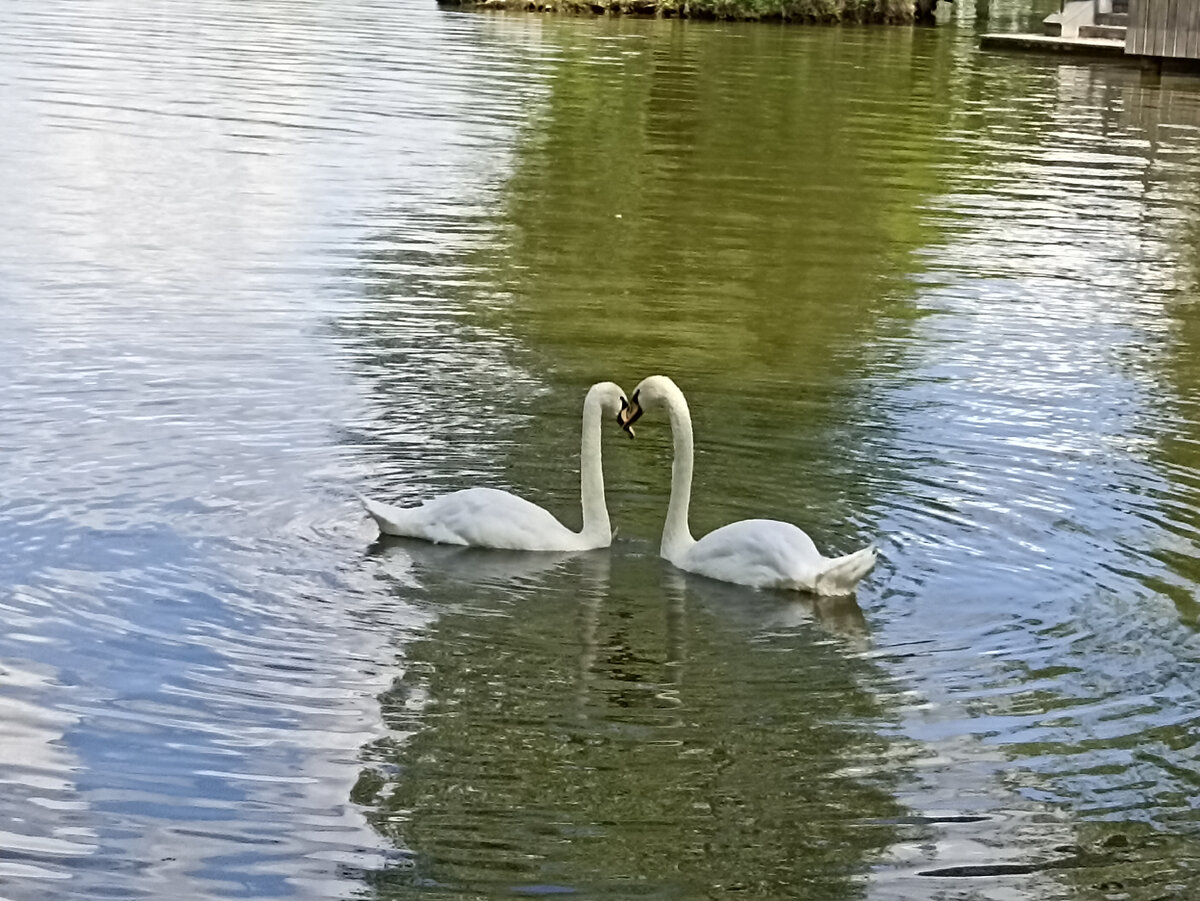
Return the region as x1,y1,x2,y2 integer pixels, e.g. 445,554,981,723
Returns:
979,33,1126,58
982,0,1200,67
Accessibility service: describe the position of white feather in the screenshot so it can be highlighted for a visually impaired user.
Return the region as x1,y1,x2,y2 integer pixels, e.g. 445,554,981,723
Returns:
630,376,876,596
360,382,626,552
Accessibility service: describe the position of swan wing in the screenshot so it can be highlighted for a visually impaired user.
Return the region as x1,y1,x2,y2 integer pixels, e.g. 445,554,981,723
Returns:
682,519,822,590
362,487,579,551
682,518,874,594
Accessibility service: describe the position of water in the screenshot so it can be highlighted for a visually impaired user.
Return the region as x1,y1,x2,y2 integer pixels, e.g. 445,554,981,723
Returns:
2,1,1200,898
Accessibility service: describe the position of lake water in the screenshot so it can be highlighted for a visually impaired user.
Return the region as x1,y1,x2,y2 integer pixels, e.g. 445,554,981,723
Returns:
3,1,1200,899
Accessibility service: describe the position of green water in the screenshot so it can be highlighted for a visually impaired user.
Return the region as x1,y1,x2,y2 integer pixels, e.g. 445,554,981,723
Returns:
351,14,1200,901
4,2,1200,899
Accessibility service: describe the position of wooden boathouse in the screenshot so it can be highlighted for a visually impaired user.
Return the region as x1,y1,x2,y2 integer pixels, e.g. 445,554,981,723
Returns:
982,0,1200,67
1126,0,1200,61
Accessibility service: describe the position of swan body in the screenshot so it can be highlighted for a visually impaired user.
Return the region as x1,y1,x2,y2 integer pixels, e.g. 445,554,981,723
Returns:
360,488,591,552
619,375,876,596
361,381,627,552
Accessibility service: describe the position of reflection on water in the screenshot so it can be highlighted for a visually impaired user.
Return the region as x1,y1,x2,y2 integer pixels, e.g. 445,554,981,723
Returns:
365,537,589,594
0,662,94,884
666,567,873,650
4,0,1200,899
0,0,539,897
363,550,902,899
865,59,1200,897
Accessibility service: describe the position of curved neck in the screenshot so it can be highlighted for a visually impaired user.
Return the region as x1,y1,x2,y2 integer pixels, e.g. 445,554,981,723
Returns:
660,387,695,562
578,392,610,543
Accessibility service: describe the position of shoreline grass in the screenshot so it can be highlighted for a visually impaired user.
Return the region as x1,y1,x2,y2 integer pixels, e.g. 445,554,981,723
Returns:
436,0,924,24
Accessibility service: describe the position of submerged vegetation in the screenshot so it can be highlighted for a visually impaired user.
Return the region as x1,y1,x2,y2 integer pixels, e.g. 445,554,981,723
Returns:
437,0,925,24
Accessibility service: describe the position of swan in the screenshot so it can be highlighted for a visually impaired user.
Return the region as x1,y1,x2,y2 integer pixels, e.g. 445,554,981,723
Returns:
617,375,876,595
359,381,627,551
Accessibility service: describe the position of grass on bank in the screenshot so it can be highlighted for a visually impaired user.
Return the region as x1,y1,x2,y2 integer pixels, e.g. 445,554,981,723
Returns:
437,0,921,24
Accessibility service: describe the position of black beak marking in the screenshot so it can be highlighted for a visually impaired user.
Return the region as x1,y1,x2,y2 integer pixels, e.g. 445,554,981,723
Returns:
617,390,643,438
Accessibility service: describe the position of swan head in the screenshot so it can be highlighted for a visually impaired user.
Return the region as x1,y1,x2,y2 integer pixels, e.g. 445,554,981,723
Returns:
617,375,682,437
586,381,631,430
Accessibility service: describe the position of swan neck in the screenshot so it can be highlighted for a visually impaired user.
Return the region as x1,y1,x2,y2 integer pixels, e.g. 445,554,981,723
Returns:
661,386,695,562
578,392,610,544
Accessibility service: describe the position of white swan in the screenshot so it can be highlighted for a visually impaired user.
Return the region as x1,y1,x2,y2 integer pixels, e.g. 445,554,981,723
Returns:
360,381,627,551
618,375,876,595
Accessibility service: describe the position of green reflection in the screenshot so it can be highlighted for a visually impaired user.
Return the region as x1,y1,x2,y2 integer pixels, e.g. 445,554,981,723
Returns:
481,20,951,386
361,548,903,898
344,16,1200,900
1054,822,1200,898
467,20,965,545
1121,76,1200,627
347,23,966,897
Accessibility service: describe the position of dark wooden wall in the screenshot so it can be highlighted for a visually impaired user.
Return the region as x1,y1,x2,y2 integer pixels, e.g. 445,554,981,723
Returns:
1127,0,1200,59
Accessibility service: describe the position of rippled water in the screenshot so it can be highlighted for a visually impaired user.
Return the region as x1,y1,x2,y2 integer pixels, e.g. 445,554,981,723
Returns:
3,1,1200,898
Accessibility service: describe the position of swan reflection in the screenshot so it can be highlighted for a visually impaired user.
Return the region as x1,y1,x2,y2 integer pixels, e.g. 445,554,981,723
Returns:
662,566,871,650
366,535,612,594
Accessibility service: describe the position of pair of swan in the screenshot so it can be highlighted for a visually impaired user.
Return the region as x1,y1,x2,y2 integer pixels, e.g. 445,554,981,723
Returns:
360,376,876,596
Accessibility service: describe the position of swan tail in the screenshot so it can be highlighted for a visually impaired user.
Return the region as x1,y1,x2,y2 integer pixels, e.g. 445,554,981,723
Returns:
357,492,422,538
813,546,877,596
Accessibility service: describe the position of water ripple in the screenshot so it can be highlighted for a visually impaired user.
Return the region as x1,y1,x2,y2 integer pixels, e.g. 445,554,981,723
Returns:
5,2,1200,899
0,0,549,897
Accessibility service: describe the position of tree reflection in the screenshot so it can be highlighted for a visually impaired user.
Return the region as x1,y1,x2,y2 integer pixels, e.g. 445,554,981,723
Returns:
456,20,969,553
345,19,964,899
361,550,903,899
480,20,954,390
1118,74,1200,627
